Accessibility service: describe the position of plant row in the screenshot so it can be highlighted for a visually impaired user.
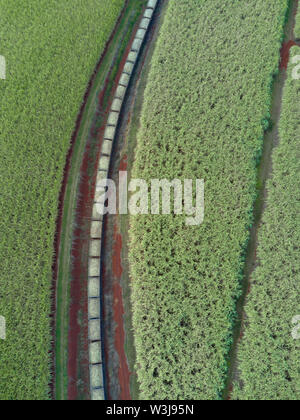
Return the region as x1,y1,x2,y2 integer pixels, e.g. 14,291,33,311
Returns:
0,0,123,400
294,3,300,39
129,0,289,400
232,46,300,400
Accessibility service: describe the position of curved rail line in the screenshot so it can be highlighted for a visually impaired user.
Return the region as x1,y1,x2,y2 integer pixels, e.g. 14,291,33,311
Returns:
87,0,159,401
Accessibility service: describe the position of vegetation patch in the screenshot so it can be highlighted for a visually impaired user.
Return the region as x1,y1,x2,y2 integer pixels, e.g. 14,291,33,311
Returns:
129,0,289,400
0,0,123,400
294,4,300,38
232,46,300,401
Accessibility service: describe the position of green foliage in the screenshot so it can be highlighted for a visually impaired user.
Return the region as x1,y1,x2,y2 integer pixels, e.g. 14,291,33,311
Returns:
129,0,289,400
232,46,300,401
0,0,123,400
294,5,300,39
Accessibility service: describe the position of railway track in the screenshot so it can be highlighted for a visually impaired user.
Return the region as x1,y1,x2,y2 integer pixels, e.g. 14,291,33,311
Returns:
87,0,160,401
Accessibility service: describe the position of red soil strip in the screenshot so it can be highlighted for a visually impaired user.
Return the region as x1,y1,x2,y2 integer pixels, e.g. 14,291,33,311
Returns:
280,0,300,69
51,1,131,400
64,0,150,400
227,385,233,401
113,283,131,401
100,9,146,401
67,61,114,400
102,157,130,401
66,1,144,400
112,224,132,400
119,154,128,172
101,7,161,399
280,40,297,69
113,225,124,279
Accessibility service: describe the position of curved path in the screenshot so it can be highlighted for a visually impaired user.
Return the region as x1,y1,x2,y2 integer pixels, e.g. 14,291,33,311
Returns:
54,0,148,400
87,0,159,401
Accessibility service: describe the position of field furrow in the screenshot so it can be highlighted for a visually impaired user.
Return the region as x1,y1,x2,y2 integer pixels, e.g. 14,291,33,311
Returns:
232,45,300,401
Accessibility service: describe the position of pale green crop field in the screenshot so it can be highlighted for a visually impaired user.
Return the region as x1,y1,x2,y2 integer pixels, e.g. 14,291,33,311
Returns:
232,46,300,401
129,0,290,400
0,0,123,400
294,6,300,38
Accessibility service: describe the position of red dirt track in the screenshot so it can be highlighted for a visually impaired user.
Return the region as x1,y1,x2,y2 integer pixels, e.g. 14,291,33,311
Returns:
113,283,131,401
52,1,130,400
68,139,95,400
280,40,297,69
113,226,124,280
101,4,162,398
61,0,143,400
104,217,132,401
100,11,145,400
112,152,131,399
280,0,300,69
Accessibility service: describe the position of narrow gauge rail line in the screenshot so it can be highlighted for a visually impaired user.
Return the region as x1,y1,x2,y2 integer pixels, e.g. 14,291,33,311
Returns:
87,0,160,401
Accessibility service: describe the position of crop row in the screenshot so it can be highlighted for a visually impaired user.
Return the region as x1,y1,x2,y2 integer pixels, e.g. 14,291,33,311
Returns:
232,46,300,400
0,0,124,400
128,0,289,399
295,3,300,39
88,0,159,401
